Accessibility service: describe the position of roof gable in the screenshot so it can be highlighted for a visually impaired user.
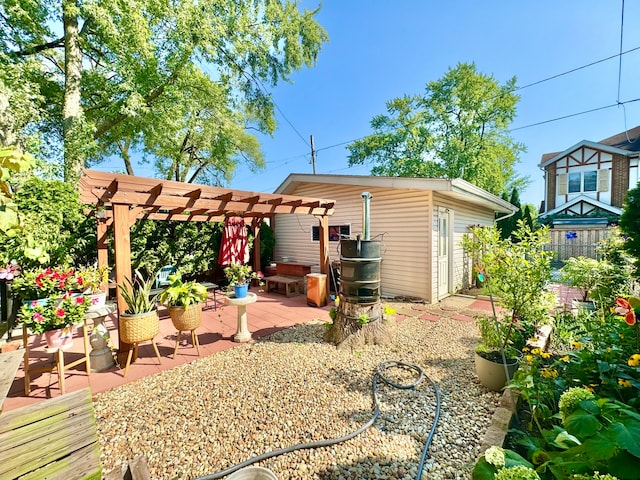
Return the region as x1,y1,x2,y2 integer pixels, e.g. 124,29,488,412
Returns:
539,126,640,168
538,194,622,218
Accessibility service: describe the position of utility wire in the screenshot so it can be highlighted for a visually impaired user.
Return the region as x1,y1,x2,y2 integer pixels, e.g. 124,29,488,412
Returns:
510,97,640,131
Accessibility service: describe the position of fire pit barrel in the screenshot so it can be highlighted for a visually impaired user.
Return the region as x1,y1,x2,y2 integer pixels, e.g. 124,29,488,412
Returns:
339,238,381,304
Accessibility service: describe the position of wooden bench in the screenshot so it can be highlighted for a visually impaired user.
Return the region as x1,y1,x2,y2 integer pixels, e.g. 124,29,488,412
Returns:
0,387,102,479
0,387,151,480
265,275,302,297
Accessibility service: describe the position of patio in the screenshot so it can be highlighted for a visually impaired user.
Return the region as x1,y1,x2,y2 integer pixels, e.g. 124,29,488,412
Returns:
2,289,331,413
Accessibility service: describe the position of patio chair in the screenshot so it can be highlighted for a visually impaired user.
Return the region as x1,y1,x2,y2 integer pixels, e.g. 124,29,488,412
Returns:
155,265,176,288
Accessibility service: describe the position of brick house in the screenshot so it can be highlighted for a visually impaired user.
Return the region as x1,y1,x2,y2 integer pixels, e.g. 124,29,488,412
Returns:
538,126,640,260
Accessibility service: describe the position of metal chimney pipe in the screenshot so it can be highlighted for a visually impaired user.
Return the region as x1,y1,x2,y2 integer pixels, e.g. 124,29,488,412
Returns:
361,191,373,240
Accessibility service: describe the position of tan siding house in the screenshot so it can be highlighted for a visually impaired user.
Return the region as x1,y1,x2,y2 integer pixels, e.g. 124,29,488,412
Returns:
274,175,516,303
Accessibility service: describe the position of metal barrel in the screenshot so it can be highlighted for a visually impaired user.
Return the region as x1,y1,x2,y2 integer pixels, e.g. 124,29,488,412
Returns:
339,238,381,304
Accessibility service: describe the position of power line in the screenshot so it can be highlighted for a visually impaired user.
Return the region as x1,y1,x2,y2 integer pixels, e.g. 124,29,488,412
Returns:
510,97,640,131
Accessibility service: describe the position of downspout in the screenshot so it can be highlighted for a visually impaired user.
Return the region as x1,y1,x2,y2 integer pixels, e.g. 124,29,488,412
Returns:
494,207,518,224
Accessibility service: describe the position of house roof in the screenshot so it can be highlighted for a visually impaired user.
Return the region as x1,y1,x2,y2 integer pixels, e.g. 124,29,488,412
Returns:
539,126,640,168
274,174,517,214
538,194,622,218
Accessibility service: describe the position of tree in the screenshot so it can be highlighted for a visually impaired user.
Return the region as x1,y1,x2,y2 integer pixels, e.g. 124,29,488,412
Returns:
619,186,640,276
347,62,526,195
1,0,328,183
497,188,522,239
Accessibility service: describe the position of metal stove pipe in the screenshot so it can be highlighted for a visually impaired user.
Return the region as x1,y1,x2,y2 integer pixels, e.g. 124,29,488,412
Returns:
361,191,373,241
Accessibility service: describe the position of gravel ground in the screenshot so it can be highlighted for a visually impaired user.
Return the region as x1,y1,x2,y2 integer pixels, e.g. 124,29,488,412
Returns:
95,305,500,480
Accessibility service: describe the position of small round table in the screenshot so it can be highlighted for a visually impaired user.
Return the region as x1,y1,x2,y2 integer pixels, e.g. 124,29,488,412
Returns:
225,292,257,342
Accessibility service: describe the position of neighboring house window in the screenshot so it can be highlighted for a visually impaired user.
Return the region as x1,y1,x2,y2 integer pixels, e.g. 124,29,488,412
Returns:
311,225,350,242
568,173,581,193
559,170,602,195
583,171,597,191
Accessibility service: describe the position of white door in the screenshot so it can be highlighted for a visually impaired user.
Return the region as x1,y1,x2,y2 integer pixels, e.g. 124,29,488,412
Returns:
437,208,451,299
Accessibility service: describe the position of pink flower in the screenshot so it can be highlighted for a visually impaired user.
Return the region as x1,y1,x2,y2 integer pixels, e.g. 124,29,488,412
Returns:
55,308,65,317
30,300,38,308
33,312,44,323
91,297,100,305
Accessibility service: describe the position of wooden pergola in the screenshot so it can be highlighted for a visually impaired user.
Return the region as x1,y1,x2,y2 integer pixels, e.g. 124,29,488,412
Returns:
78,169,335,355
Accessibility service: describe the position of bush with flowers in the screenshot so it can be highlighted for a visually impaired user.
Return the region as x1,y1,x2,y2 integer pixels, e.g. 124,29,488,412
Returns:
18,293,90,334
11,266,81,300
480,293,640,480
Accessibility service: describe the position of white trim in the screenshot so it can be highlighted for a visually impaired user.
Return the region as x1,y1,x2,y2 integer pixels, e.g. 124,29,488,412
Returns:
539,194,622,218
275,174,516,214
539,140,637,168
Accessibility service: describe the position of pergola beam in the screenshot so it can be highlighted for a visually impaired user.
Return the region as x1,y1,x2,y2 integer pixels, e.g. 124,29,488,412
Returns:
78,169,335,362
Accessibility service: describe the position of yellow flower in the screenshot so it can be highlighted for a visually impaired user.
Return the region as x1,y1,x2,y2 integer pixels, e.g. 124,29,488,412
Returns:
618,378,632,388
522,346,530,352
559,355,570,363
528,338,539,344
541,352,551,359
531,348,542,355
525,355,534,363
541,368,558,378
628,354,640,367
571,341,583,349
584,385,595,393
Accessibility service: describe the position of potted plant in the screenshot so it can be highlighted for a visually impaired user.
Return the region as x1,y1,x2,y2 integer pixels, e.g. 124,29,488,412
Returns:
462,222,554,391
77,264,110,309
558,256,605,311
18,293,90,349
118,270,162,376
223,262,263,298
159,272,208,332
118,270,160,345
12,266,79,302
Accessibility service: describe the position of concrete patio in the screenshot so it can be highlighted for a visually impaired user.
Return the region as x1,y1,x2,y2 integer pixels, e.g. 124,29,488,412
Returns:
2,289,332,413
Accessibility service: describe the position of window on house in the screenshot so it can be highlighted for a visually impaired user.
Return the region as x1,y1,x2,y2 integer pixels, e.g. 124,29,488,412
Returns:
568,173,581,193
583,171,597,191
311,224,350,242
565,170,597,194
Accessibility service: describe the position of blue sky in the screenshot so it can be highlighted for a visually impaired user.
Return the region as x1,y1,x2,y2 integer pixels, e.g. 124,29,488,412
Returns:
113,1,640,209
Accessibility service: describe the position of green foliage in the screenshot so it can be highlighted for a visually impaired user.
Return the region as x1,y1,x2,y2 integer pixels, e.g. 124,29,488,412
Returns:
328,307,337,321
347,62,526,195
1,0,328,183
158,272,207,307
119,270,158,314
129,219,223,278
0,177,95,268
223,262,261,287
76,264,109,294
357,313,369,325
619,186,640,278
559,257,607,303
0,146,35,235
461,221,554,356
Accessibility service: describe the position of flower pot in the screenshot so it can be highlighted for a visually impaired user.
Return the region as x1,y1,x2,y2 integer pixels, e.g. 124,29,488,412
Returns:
234,284,248,298
474,351,519,392
86,291,107,310
44,326,73,350
168,303,202,331
119,310,160,344
23,297,50,308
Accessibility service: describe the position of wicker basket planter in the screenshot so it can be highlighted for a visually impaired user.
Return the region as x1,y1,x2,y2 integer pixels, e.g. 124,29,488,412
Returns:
120,310,160,344
168,303,202,331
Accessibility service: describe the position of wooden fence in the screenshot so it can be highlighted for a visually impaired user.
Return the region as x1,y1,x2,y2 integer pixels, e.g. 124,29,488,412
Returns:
544,228,611,266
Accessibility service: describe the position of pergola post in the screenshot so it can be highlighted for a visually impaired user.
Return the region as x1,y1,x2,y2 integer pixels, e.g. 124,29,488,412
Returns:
251,218,262,278
112,203,134,358
96,216,109,290
317,215,330,304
